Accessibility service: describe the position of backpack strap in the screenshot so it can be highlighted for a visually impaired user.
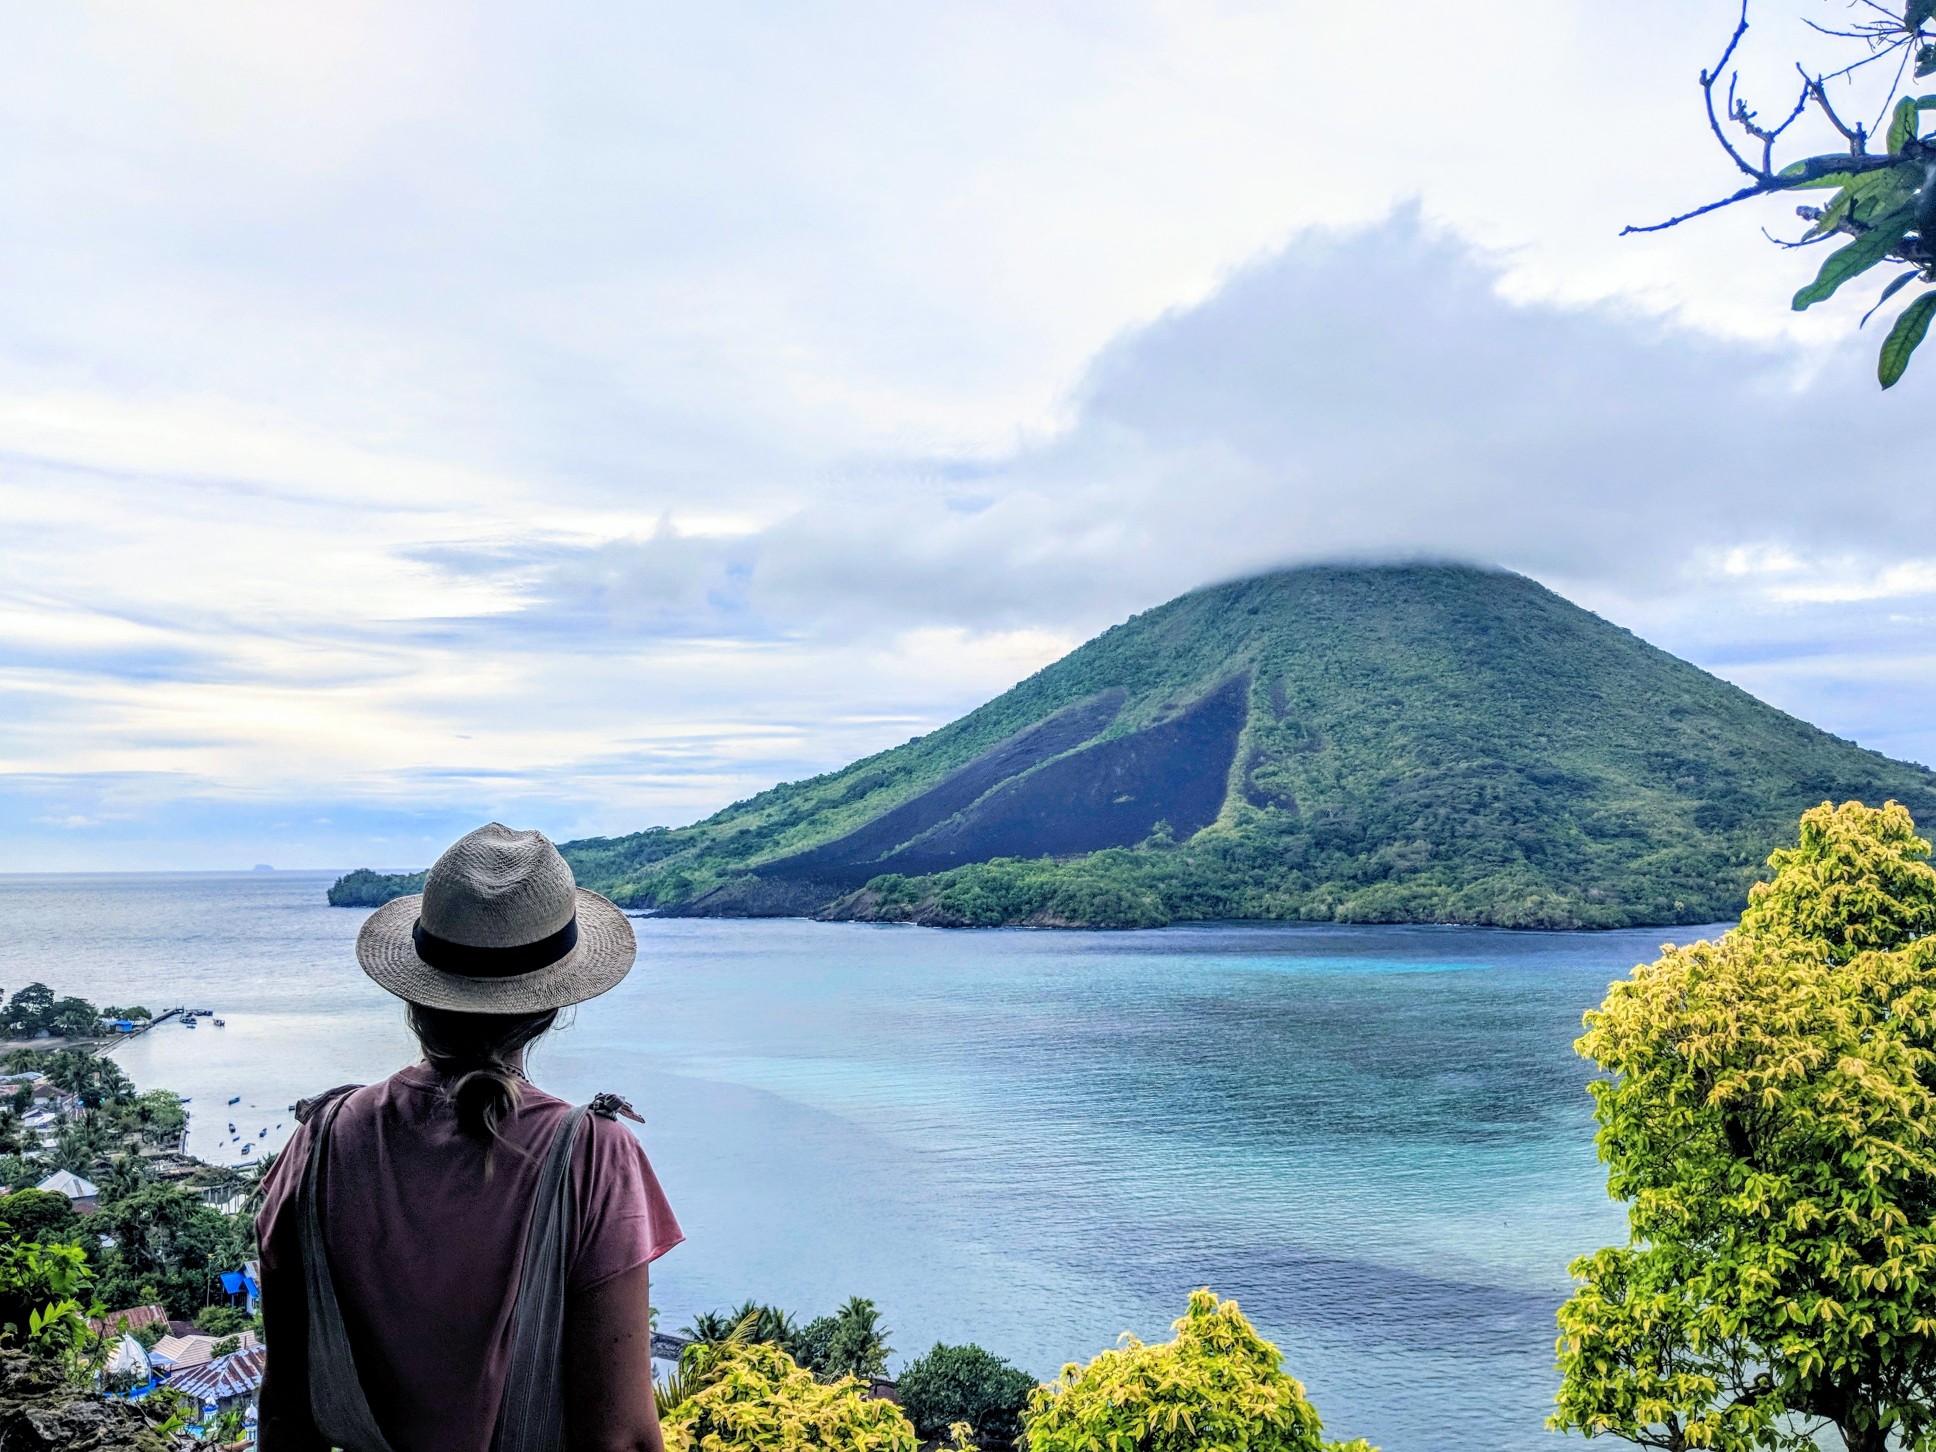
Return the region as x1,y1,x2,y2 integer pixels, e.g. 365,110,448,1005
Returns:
294,1084,362,1125
297,1085,397,1452
492,1103,591,1452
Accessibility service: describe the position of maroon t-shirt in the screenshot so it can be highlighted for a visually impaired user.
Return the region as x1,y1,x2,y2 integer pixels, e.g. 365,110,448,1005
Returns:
256,1064,682,1451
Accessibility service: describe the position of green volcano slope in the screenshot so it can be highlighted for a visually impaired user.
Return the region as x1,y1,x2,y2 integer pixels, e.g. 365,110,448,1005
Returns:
333,564,1936,928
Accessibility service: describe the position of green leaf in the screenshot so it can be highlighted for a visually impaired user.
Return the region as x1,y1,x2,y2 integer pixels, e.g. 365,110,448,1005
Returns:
1779,157,1864,190
1861,270,1921,327
1878,291,1936,387
1793,209,1917,309
1919,44,1936,79
1888,95,1922,152
1914,0,1936,29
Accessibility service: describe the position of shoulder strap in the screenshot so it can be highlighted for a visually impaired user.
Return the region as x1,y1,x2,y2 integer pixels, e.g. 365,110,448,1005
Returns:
492,1103,591,1452
295,1084,362,1125
297,1086,396,1452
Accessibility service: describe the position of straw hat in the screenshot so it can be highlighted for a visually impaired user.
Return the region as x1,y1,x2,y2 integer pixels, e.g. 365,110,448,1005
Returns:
356,824,636,1014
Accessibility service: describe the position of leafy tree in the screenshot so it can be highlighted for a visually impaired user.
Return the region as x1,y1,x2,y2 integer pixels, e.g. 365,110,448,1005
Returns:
1,985,55,1040
241,1150,279,1218
119,1091,187,1148
813,1297,891,1382
97,1155,149,1210
1637,3,1936,387
47,998,101,1040
660,1340,917,1452
0,1191,82,1248
895,1342,1035,1446
15,1048,131,1104
90,1184,247,1319
1735,798,1936,954
0,1238,92,1357
209,1334,239,1358
195,1304,249,1337
795,1315,839,1376
1023,1289,1374,1452
1553,800,1936,1452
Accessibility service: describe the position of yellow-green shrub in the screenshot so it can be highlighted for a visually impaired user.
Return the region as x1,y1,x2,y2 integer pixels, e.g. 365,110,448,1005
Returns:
661,1340,917,1452
1023,1289,1375,1452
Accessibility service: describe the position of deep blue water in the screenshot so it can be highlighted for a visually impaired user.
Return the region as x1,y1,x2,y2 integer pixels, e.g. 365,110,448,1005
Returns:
0,871,1721,1451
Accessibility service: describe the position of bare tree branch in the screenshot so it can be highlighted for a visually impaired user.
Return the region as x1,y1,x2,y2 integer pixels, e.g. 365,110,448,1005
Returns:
1703,5,1764,181
1800,67,1868,151
1623,183,1776,235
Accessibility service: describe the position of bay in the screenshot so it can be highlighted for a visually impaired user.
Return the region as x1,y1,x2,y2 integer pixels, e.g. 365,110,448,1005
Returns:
0,870,1715,1452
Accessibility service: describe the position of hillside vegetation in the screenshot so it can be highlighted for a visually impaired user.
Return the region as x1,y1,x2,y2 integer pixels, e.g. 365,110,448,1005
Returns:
332,564,1936,929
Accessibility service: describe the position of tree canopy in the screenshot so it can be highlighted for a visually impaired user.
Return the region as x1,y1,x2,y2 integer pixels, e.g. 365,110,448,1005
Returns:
1554,800,1936,1451
895,1342,1036,1446
660,1341,918,1452
1024,1289,1373,1452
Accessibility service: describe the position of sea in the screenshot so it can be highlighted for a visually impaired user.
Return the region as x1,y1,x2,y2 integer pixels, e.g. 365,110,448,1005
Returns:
0,870,1721,1452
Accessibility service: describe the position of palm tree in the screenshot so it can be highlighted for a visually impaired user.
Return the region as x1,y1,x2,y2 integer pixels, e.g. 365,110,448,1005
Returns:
680,1300,798,1353
241,1151,279,1217
674,1306,759,1392
819,1296,891,1381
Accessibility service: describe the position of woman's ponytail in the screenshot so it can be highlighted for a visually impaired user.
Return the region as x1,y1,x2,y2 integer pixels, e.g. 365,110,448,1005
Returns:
445,1063,523,1144
406,1003,559,1171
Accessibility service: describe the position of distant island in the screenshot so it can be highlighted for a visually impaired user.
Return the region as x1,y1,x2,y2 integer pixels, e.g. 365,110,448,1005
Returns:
329,563,1936,930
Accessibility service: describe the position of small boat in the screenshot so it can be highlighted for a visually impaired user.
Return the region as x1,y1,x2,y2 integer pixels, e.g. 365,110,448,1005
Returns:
183,1018,197,1029
227,1096,240,1105
211,1019,225,1028
239,1143,254,1155
227,1123,235,1133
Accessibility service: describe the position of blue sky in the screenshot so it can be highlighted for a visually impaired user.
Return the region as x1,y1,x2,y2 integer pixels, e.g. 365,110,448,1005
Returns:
2,1,1933,871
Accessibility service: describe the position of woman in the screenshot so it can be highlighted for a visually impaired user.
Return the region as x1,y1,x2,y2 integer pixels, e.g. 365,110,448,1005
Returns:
256,824,682,1452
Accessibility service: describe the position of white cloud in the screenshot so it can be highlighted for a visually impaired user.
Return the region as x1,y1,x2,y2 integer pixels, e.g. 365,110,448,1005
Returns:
0,0,1932,868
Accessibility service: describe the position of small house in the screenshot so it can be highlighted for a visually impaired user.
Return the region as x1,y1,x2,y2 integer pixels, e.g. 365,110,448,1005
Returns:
166,1345,267,1428
218,1266,261,1316
34,1168,99,1214
151,1330,262,1372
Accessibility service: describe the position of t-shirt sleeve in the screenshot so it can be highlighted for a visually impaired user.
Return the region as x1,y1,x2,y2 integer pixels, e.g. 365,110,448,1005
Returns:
570,1113,685,1294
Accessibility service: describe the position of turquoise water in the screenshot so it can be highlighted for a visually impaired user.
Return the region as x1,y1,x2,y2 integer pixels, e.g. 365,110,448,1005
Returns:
0,871,1719,1451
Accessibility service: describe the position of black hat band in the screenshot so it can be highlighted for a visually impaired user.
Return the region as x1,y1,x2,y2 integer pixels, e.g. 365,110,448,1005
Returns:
412,915,578,979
